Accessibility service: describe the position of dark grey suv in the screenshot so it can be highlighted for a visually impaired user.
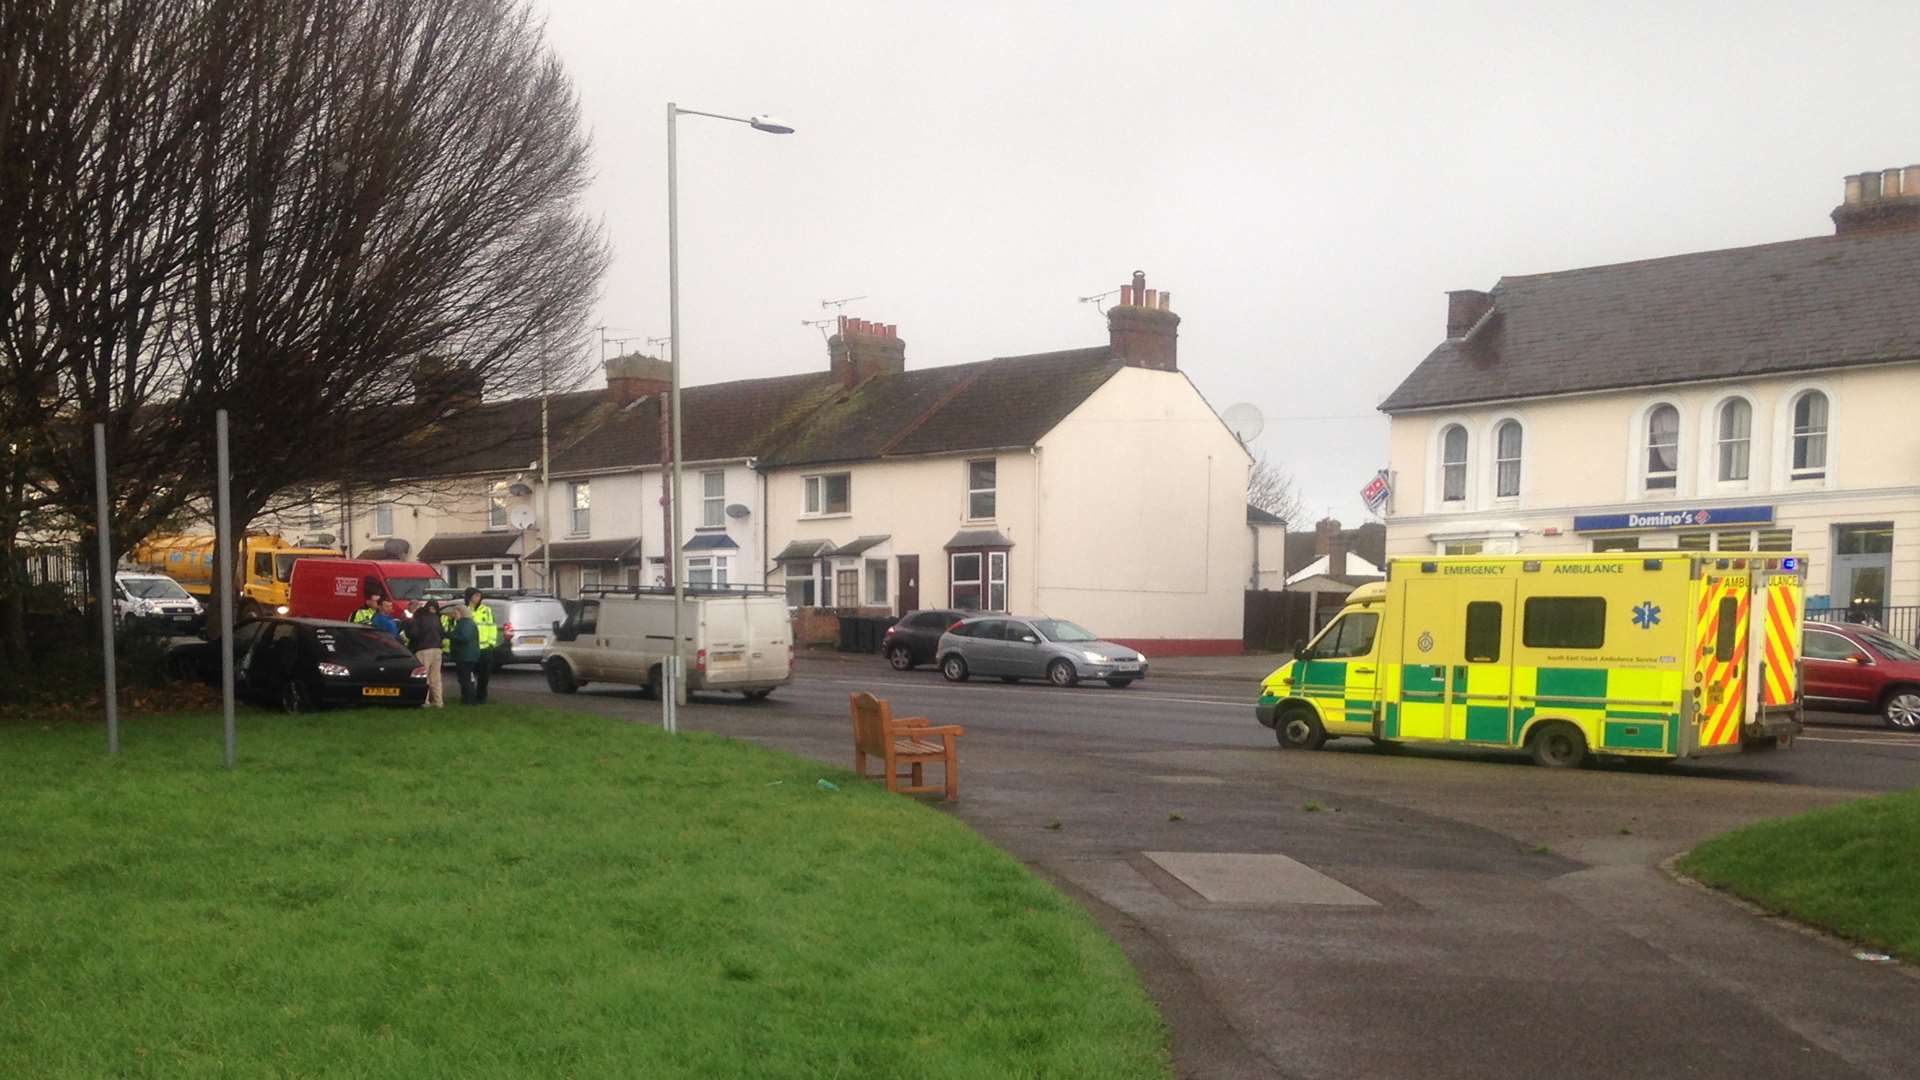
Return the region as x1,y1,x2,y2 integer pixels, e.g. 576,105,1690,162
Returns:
937,615,1146,688
883,609,964,670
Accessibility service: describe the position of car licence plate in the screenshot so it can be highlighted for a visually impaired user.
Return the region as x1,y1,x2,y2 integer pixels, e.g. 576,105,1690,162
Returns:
521,636,546,646
1112,662,1140,672
361,686,401,697
713,651,743,662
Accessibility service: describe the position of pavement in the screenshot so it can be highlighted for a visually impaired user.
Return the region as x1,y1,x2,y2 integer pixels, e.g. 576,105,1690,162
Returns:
482,655,1920,1080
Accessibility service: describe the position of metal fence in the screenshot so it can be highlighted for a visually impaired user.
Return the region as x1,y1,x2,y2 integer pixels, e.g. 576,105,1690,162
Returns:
15,545,93,610
1807,604,1920,644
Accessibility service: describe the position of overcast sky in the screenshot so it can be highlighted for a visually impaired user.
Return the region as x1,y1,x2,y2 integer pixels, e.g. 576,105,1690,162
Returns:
535,0,1920,523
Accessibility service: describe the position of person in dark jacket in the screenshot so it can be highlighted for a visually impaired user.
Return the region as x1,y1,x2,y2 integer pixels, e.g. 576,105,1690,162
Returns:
446,603,482,706
410,600,446,708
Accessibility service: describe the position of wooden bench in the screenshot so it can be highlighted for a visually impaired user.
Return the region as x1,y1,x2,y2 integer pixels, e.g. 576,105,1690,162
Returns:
849,692,965,801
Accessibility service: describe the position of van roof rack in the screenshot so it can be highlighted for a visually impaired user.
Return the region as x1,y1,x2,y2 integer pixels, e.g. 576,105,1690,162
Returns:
578,583,783,597
421,587,559,600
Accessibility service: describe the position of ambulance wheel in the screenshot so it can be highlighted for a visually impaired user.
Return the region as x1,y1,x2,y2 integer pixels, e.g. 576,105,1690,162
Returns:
544,658,577,694
1276,707,1326,751
1529,722,1588,768
1881,688,1920,732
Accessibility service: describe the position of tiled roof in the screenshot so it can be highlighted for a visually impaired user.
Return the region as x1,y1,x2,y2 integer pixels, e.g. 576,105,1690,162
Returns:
527,537,642,562
828,535,889,557
550,371,839,474
418,532,519,561
386,389,623,480
1381,228,1920,412
683,533,740,551
945,529,1013,549
772,539,832,562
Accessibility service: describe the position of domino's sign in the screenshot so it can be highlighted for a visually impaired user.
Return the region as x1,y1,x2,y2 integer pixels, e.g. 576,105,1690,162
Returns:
1572,505,1774,533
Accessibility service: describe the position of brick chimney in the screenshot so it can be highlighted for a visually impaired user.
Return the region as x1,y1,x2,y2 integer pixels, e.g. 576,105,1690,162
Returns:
1446,290,1494,339
1311,518,1347,578
1107,270,1180,371
412,357,483,409
828,317,906,388
606,352,671,405
1833,165,1920,236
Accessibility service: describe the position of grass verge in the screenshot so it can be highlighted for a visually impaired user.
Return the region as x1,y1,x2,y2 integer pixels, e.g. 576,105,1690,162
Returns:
1678,788,1920,959
0,707,1168,1078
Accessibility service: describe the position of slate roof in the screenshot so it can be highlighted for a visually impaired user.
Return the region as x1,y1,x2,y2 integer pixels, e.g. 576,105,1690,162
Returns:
772,539,832,562
548,347,1124,474
382,389,622,480
418,532,519,561
1246,504,1286,525
527,537,642,562
684,533,740,551
945,529,1013,549
828,535,890,557
1381,228,1920,413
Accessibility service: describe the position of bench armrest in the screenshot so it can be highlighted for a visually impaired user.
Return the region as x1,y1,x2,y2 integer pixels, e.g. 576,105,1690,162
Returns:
900,724,964,738
892,715,934,727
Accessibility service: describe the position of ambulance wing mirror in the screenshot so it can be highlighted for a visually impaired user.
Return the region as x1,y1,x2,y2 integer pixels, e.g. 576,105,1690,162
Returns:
1291,638,1308,660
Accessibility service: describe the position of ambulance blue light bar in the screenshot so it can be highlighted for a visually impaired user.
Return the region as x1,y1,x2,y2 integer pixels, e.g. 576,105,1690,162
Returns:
1781,557,1798,571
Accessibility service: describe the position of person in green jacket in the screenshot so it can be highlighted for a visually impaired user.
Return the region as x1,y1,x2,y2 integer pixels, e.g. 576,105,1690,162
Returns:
445,603,482,706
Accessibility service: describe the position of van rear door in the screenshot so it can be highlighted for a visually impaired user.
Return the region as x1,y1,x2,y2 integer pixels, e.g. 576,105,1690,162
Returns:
1691,564,1752,751
746,595,793,684
697,595,753,688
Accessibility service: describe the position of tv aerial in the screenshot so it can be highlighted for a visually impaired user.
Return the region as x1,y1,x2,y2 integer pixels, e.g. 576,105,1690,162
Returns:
1223,403,1266,447
1077,287,1122,315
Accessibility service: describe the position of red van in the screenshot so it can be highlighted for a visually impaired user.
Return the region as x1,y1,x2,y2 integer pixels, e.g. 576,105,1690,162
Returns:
285,559,448,622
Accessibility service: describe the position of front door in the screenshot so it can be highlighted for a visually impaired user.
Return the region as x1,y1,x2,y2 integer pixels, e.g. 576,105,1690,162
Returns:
897,555,919,613
1802,626,1875,706
1297,609,1380,737
1003,620,1048,677
1832,522,1893,620
967,619,1011,675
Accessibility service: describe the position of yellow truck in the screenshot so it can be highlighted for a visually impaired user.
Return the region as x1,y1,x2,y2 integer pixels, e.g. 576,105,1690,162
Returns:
1255,553,1806,767
128,532,339,619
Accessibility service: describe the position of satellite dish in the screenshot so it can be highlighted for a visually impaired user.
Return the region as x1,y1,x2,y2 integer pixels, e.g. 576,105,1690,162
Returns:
1223,403,1265,445
382,537,411,558
507,481,533,497
725,503,752,519
509,506,537,530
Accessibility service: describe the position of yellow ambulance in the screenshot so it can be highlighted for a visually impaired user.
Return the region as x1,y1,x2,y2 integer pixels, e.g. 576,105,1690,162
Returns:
1255,553,1806,767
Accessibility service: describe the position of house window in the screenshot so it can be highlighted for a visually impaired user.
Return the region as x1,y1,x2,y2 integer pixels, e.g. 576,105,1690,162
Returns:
1591,537,1640,553
623,565,642,587
488,495,509,529
471,561,518,590
1716,398,1751,482
836,568,859,604
866,559,889,606
579,567,600,592
967,459,997,520
702,471,726,528
569,481,590,534
987,552,1007,611
373,499,394,537
803,473,851,515
1645,404,1679,490
1791,391,1828,479
1441,542,1484,556
1440,425,1468,503
951,553,982,610
784,564,817,607
1493,421,1522,499
689,555,730,587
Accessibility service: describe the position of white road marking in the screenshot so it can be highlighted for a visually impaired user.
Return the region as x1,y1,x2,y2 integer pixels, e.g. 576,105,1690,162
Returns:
1797,735,1920,748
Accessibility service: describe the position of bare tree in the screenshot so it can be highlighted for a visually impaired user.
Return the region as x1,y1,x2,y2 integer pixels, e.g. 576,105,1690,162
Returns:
1248,453,1305,527
1,0,606,636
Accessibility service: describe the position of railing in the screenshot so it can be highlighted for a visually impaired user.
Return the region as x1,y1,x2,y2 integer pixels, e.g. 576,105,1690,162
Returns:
1807,604,1920,644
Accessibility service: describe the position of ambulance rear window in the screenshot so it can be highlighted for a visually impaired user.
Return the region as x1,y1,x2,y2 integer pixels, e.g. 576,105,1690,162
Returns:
1714,597,1738,662
1522,597,1606,649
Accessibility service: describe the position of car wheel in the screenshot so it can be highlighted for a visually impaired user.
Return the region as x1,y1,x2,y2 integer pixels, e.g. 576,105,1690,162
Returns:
743,689,773,702
1105,678,1134,688
887,645,915,671
1529,722,1588,768
1047,659,1078,687
280,679,311,714
545,658,577,694
1883,688,1920,732
1276,706,1326,751
941,655,969,682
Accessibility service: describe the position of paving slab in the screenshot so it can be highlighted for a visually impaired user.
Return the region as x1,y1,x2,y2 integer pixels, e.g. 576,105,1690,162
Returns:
1143,851,1380,906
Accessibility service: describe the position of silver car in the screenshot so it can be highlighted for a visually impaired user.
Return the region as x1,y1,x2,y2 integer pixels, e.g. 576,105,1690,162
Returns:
479,595,571,667
937,615,1147,688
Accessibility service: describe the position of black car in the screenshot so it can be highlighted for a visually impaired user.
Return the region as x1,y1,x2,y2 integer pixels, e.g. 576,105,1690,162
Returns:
229,617,428,713
883,609,965,670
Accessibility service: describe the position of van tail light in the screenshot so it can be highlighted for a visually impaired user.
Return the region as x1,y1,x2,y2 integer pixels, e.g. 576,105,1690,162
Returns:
883,623,897,636
502,623,514,636
696,648,708,673
949,620,965,632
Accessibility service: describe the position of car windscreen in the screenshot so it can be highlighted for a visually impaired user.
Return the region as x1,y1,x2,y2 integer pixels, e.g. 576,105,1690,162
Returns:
1031,619,1097,642
1860,628,1920,662
385,576,446,601
309,625,414,662
121,577,191,600
275,555,300,581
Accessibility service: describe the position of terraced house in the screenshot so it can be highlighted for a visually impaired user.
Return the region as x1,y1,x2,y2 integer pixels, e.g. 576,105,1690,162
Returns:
1381,167,1920,635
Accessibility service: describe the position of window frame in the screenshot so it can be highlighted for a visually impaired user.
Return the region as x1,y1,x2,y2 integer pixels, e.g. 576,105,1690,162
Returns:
966,459,997,521
1790,390,1829,481
1715,396,1752,483
373,498,395,537
1644,403,1680,491
1521,596,1607,650
866,558,889,606
1439,424,1469,503
1465,601,1503,664
1803,628,1866,663
488,494,509,530
688,555,730,588
950,552,983,611
1492,419,1522,500
701,470,727,529
802,472,851,516
472,560,519,591
569,480,591,536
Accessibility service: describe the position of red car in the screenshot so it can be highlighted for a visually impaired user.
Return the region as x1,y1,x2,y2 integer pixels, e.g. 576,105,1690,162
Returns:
1801,621,1920,731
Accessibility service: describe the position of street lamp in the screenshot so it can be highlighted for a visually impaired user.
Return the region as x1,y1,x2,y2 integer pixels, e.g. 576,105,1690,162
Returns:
663,102,793,734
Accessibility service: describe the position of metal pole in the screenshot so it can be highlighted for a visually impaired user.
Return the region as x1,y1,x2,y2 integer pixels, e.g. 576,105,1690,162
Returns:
92,424,118,754
540,363,552,590
216,410,236,769
665,101,682,733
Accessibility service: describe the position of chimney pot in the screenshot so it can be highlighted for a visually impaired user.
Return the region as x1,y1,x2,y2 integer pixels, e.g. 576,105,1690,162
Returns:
1832,163,1920,236
1861,170,1883,202
1844,174,1863,205
1906,165,1920,197
1143,288,1157,309
1119,285,1134,306
1106,269,1180,371
1884,168,1905,198
1131,269,1146,296
1159,291,1171,311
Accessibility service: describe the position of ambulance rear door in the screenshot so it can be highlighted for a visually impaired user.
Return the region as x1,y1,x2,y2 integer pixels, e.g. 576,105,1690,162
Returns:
1690,560,1752,752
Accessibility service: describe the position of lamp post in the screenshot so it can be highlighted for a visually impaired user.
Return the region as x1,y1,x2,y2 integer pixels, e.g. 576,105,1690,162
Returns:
663,102,793,734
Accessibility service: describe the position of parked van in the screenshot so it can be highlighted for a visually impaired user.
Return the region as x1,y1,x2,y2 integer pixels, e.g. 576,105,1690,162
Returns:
286,559,447,622
543,588,791,700
1255,552,1808,767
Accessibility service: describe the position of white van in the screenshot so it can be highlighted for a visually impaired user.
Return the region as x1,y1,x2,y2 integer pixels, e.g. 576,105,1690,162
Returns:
542,589,792,700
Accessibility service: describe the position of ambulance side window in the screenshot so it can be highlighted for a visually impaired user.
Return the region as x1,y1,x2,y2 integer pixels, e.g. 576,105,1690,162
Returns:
1522,597,1606,649
1465,602,1502,663
1319,613,1379,659
1714,597,1738,662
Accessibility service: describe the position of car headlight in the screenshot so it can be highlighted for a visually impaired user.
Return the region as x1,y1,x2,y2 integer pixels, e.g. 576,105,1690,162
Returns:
1134,651,1148,663
192,600,205,614
275,605,289,615
1083,650,1109,663
316,662,352,678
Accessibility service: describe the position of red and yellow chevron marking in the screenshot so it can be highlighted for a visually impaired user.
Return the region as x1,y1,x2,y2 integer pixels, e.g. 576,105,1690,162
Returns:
1693,575,1750,748
1760,579,1800,707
